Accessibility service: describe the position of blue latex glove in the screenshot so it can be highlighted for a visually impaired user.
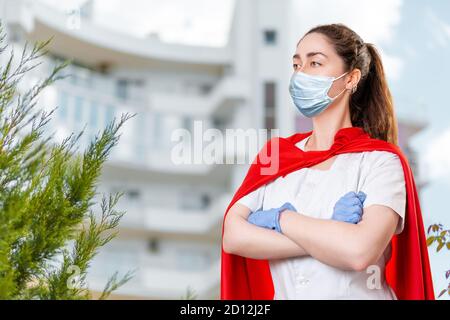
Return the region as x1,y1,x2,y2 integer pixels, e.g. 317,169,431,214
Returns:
332,191,367,224
247,202,297,233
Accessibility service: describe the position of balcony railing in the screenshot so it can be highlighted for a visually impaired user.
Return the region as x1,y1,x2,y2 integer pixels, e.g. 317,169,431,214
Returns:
116,193,232,235
87,251,221,299
148,77,250,117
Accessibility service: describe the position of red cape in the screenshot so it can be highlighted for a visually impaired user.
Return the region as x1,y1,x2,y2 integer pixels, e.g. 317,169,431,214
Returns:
220,126,435,300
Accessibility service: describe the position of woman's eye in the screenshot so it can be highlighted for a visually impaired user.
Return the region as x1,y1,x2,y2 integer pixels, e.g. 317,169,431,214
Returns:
311,61,322,67
293,63,300,70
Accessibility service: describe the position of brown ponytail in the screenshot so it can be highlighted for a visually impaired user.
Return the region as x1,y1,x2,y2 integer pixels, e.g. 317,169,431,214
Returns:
302,24,398,145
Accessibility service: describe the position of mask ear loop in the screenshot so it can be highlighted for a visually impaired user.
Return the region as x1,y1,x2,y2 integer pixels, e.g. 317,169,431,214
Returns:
329,71,350,100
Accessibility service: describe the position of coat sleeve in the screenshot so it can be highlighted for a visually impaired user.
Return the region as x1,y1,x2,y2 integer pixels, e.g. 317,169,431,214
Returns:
235,184,266,213
360,151,407,235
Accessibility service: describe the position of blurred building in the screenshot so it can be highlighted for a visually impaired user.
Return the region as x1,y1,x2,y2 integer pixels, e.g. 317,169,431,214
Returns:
0,0,427,299
0,0,300,299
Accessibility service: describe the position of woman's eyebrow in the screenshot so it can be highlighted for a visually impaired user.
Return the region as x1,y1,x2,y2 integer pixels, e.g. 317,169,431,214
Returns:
292,52,329,59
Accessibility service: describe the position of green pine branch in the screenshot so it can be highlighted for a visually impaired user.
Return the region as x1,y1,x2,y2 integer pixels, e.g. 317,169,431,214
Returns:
0,21,135,299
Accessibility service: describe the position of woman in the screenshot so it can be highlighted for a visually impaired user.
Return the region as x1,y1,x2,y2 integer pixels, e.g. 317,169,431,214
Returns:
221,24,434,300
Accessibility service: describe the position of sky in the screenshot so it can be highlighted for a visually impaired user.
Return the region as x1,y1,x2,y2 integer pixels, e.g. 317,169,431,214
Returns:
390,0,450,298
39,0,235,47
39,0,450,298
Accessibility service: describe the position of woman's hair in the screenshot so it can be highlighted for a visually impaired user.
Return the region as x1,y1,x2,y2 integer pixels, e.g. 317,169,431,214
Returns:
300,23,398,145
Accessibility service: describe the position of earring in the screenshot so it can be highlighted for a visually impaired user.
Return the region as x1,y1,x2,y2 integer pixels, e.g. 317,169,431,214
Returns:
352,85,357,94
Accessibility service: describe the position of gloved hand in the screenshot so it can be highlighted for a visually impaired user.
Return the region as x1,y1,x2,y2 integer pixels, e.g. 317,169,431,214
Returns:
332,191,367,224
247,202,297,233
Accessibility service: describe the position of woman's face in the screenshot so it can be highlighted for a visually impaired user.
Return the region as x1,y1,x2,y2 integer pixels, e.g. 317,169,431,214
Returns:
293,32,350,98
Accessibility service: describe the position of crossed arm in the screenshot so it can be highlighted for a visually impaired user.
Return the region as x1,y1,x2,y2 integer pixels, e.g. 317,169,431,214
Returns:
222,203,399,271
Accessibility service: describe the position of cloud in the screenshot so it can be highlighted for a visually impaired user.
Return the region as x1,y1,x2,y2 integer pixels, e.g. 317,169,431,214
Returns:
39,0,235,46
291,0,404,80
39,0,87,10
291,0,403,43
426,8,450,49
424,127,450,180
376,47,404,81
39,0,235,47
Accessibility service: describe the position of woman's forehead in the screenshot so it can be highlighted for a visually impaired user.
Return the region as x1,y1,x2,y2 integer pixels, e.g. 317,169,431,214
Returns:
295,33,334,58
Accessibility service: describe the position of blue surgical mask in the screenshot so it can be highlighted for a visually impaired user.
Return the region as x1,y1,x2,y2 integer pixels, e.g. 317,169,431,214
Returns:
289,71,349,117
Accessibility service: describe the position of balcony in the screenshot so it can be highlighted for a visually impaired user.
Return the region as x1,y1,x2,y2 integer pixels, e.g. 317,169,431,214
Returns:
148,77,250,118
117,194,232,235
87,249,221,299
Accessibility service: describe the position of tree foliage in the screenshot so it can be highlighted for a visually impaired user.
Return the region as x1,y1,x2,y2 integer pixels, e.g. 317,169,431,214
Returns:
427,223,450,298
0,22,134,299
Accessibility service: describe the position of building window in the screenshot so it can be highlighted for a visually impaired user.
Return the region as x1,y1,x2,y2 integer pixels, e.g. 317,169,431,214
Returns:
264,82,276,130
152,113,162,148
74,96,84,123
200,83,213,95
263,30,277,45
212,116,226,131
105,105,117,125
201,194,211,208
88,101,99,142
182,116,192,133
116,79,145,102
127,189,141,201
8,26,23,43
57,91,69,121
180,191,210,211
135,113,146,158
148,238,160,253
116,79,128,100
90,101,98,127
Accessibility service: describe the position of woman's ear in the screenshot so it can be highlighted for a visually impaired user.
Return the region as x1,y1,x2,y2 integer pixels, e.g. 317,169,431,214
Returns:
346,68,362,90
